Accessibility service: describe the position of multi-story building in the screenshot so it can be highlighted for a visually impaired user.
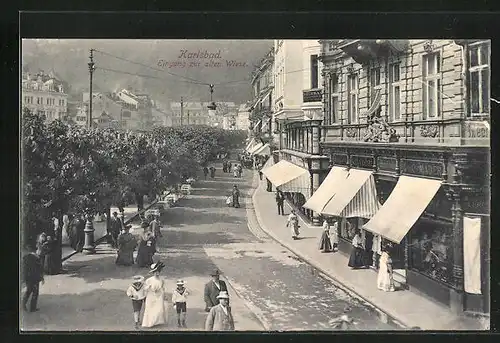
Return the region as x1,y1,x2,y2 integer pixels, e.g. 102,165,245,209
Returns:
236,104,251,131
21,71,68,122
271,39,490,316
170,101,237,127
249,47,275,141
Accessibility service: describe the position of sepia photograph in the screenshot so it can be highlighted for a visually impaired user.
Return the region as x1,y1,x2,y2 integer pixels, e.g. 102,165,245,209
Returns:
20,38,491,332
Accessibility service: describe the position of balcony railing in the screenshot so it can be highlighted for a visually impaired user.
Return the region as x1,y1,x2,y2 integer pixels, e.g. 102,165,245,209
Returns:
303,89,323,103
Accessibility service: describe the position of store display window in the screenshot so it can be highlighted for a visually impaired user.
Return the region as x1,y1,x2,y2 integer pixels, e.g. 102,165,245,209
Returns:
409,220,453,285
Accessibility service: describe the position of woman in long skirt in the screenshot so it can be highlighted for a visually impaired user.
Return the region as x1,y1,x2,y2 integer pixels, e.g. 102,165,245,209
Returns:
348,229,365,269
136,231,156,268
377,246,395,292
319,220,333,253
116,225,137,266
142,262,169,328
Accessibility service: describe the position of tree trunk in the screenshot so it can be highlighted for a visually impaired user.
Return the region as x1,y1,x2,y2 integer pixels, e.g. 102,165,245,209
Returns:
52,211,63,274
106,207,111,235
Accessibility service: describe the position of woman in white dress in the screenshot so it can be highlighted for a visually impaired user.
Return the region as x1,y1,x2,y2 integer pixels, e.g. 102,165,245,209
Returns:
377,245,395,292
142,261,169,328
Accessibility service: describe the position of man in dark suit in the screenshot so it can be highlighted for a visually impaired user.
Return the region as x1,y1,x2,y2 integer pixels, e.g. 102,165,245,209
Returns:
204,269,228,312
110,212,122,248
22,245,44,312
276,190,285,215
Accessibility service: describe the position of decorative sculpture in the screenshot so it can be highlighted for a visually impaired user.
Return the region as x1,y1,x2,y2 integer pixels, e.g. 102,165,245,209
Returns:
420,125,439,138
362,108,400,143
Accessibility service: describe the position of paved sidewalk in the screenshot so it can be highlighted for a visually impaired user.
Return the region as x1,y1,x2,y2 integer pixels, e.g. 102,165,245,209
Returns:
252,172,488,331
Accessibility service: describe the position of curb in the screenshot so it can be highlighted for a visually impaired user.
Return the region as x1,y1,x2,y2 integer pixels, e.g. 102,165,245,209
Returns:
249,172,409,329
223,275,270,331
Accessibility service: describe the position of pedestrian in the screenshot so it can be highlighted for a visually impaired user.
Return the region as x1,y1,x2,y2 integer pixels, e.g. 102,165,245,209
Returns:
237,164,243,177
116,224,137,266
203,166,209,180
42,235,58,275
35,232,47,256
204,291,235,331
210,166,216,179
372,234,382,268
348,229,365,269
172,280,190,328
287,210,300,240
149,215,162,239
276,190,285,215
22,245,44,312
136,231,156,268
204,269,228,312
258,167,263,180
232,185,240,208
51,214,60,236
228,162,232,173
319,219,333,253
110,212,122,248
61,214,70,245
377,243,396,292
76,215,86,252
330,220,339,252
142,262,169,328
233,165,239,178
126,275,147,329
225,195,233,207
222,161,227,173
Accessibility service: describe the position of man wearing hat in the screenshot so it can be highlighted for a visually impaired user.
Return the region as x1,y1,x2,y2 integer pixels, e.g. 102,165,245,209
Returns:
204,269,228,312
126,275,146,329
171,279,190,328
149,214,162,239
110,211,123,248
205,291,235,331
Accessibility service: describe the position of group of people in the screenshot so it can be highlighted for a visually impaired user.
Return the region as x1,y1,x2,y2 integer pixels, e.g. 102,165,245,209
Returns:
115,214,162,268
318,220,396,293
202,166,217,180
125,265,235,331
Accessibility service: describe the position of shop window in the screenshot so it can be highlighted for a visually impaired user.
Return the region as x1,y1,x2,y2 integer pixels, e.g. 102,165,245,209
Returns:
468,42,490,117
339,217,359,242
409,221,453,285
422,53,441,119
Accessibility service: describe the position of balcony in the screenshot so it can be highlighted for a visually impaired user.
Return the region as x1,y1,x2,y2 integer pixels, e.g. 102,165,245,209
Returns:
337,39,409,64
303,89,323,103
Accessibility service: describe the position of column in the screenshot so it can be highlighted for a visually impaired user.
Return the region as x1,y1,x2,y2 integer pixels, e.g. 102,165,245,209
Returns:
311,158,322,226
449,185,465,314
312,121,320,155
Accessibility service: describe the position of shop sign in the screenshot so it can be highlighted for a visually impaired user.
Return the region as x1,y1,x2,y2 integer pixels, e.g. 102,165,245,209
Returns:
350,155,374,169
400,159,443,178
377,157,396,171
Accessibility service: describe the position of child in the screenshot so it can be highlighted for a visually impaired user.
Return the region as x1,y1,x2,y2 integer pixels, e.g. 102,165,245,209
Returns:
225,195,232,207
126,275,147,329
171,279,189,328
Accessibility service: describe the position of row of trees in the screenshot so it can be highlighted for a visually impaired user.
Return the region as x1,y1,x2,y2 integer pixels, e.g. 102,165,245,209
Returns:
22,108,247,261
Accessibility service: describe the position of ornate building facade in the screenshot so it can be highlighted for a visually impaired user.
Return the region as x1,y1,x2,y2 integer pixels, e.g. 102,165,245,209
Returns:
314,39,490,315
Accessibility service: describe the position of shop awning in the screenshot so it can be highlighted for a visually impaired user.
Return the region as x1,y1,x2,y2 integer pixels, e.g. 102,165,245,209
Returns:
321,169,381,219
245,138,256,151
248,142,264,154
363,176,442,244
303,166,349,213
262,160,311,197
254,143,271,156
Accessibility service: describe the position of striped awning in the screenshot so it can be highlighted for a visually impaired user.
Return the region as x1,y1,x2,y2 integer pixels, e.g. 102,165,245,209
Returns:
245,138,257,151
321,169,381,219
254,143,271,156
248,142,264,154
303,166,349,213
262,160,311,198
251,119,262,131
363,176,442,244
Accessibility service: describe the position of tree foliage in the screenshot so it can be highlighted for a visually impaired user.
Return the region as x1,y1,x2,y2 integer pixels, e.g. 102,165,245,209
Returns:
22,111,244,249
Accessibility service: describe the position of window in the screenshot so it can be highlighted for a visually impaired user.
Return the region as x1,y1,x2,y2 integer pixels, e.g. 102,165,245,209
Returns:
328,74,339,124
369,67,381,105
389,63,402,121
310,55,319,89
37,97,42,105
422,53,441,119
347,74,359,124
409,221,453,285
469,42,490,116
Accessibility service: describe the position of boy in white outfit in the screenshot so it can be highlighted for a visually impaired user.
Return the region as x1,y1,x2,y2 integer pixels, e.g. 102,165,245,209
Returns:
172,279,190,328
126,275,147,329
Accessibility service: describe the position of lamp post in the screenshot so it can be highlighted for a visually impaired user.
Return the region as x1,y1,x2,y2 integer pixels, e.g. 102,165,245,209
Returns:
88,49,96,129
82,210,96,255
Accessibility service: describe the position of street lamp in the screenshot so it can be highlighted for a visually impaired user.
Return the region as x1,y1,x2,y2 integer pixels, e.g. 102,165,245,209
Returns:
82,209,96,255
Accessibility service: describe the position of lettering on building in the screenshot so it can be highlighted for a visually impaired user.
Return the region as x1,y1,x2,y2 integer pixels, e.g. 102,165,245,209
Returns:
377,157,397,171
333,154,348,166
350,155,374,169
465,122,490,139
400,159,443,178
